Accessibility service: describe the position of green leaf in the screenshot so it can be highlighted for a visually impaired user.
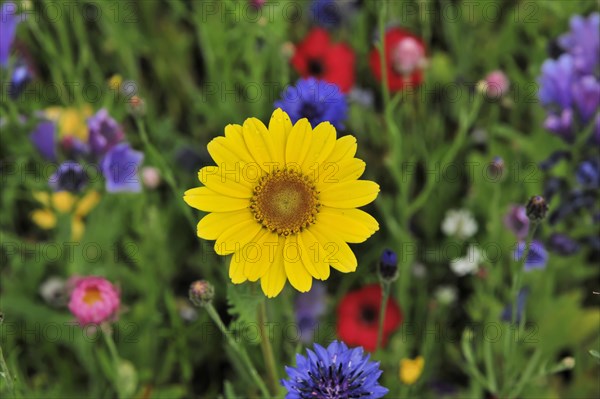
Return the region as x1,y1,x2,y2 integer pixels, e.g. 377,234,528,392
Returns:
226,283,264,327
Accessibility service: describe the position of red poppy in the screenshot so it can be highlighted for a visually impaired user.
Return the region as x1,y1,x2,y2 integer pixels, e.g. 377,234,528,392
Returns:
337,284,403,352
291,27,355,93
369,28,426,91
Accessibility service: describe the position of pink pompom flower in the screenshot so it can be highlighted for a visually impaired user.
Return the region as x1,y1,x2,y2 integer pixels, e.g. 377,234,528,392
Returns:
68,276,120,325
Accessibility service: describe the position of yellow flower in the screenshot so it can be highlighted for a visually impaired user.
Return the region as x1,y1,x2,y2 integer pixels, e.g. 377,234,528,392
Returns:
184,109,379,297
108,74,123,91
44,106,92,141
31,191,101,241
399,356,425,385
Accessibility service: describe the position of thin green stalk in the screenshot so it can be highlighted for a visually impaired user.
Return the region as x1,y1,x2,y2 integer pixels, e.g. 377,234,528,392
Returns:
258,301,279,396
376,281,392,351
102,329,123,399
205,304,270,398
0,344,15,395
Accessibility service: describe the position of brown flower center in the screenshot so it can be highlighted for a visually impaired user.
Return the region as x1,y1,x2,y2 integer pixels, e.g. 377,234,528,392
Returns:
250,169,319,236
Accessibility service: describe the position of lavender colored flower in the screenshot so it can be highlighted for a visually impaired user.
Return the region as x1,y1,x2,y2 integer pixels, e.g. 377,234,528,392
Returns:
572,75,600,123
275,78,348,130
8,61,32,99
30,121,57,161
101,143,144,192
538,54,574,109
543,109,574,142
0,2,22,67
558,13,600,74
49,161,88,192
501,288,529,323
514,240,548,271
295,282,327,344
88,108,124,156
548,233,580,256
576,159,600,188
503,205,530,241
281,341,388,399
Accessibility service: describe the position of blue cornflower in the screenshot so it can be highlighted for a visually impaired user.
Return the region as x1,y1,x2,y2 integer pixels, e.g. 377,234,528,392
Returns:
49,161,88,193
8,60,32,99
576,158,600,188
281,341,388,399
572,75,600,123
275,78,348,130
0,2,23,67
295,282,327,344
88,108,124,156
378,248,398,281
538,54,575,109
514,240,548,271
558,13,599,74
101,143,144,192
30,121,57,161
311,0,342,29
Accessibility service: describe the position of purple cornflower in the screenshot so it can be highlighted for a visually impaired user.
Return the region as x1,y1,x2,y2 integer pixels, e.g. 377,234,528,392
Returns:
8,60,32,99
30,121,57,161
295,282,327,344
557,13,600,75
281,341,388,399
514,240,548,271
503,205,530,241
88,108,124,156
548,233,580,256
572,75,600,123
0,2,23,67
49,161,88,193
275,78,348,130
538,54,575,109
576,158,600,188
101,143,144,192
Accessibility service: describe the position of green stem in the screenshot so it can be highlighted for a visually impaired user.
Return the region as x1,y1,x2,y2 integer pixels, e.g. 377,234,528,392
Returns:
102,328,123,399
258,301,279,396
376,281,392,351
0,344,15,395
205,304,270,398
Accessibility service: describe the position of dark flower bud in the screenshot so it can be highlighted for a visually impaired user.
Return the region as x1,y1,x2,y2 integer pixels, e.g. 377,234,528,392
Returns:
189,280,214,307
378,249,398,281
526,195,548,222
548,233,580,256
487,156,505,181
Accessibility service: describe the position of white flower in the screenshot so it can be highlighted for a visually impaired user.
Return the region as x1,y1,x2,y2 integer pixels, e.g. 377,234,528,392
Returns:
441,209,478,240
434,285,457,305
450,245,482,276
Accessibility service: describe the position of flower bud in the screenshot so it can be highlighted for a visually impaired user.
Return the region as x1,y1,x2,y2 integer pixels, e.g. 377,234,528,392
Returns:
378,249,398,282
189,280,214,307
526,195,548,222
487,156,505,181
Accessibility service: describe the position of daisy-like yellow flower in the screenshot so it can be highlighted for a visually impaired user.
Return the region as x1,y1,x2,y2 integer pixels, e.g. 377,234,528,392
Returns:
44,105,93,141
399,356,425,385
184,109,379,297
31,191,101,241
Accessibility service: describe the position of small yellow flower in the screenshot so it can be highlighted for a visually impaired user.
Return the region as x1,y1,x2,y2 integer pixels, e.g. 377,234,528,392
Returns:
31,191,101,241
44,106,93,141
184,109,380,298
108,74,123,91
399,356,424,385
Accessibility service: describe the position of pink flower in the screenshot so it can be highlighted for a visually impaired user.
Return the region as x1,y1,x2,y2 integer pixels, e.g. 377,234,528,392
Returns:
68,276,120,325
482,70,510,98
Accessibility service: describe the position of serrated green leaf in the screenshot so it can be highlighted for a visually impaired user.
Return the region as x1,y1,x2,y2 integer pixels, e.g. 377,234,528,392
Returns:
226,283,263,327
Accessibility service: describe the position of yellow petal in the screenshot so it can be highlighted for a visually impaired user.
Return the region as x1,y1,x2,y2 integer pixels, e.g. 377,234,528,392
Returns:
310,224,358,273
301,122,336,176
285,119,312,169
207,136,252,166
198,166,253,197
229,251,248,284
184,187,249,212
52,192,76,213
268,109,292,165
197,210,253,240
320,180,380,208
215,218,263,255
317,208,379,243
317,158,365,186
400,356,425,385
326,135,357,163
283,235,313,292
31,209,56,229
243,117,277,172
260,236,287,298
75,191,101,217
223,124,257,163
297,230,330,280
244,230,280,282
